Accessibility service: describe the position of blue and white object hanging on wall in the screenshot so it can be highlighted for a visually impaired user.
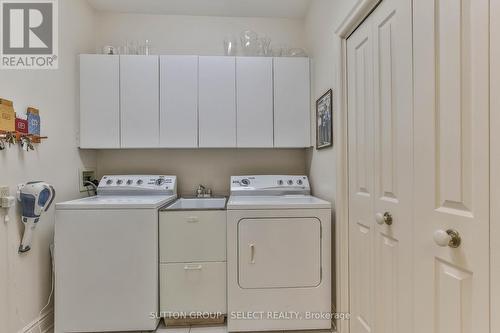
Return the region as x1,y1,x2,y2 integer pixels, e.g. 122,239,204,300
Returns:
16,181,55,253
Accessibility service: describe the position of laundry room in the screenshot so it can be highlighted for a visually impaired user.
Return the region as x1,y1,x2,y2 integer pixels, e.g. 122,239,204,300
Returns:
1,0,497,333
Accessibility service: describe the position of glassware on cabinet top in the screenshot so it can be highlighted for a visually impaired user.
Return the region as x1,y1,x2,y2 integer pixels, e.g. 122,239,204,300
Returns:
257,37,271,56
102,45,115,55
287,48,307,57
240,30,259,56
224,36,237,56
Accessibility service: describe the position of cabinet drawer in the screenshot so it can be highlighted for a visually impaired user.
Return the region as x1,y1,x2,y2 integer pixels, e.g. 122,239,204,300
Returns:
160,262,227,314
160,211,226,262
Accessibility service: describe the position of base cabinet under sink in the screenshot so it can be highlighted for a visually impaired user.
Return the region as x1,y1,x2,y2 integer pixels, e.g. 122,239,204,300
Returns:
159,209,227,317
160,262,227,314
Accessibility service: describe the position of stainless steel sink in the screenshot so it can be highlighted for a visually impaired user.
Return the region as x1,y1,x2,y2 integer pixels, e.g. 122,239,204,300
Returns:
164,197,227,210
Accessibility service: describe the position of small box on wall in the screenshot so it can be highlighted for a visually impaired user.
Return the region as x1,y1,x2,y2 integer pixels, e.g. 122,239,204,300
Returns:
15,117,28,134
27,107,40,135
0,98,15,132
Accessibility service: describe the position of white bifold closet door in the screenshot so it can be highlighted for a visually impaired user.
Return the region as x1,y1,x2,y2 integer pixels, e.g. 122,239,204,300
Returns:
347,0,413,332
413,0,490,332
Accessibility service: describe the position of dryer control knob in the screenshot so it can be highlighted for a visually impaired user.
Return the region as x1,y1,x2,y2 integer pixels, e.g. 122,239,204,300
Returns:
240,179,250,186
106,179,113,185
287,180,294,185
137,179,144,185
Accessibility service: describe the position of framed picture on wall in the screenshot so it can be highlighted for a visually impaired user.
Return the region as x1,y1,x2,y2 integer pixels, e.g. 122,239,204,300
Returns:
316,89,333,149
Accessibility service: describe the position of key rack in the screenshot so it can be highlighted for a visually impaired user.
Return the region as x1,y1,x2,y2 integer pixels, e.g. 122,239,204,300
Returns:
0,130,48,149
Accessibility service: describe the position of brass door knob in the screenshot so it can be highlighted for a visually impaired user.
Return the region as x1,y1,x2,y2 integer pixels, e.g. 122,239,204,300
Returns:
433,229,461,248
375,212,393,225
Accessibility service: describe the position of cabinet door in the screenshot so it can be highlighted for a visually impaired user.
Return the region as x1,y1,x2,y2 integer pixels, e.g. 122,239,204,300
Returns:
160,56,198,148
160,262,227,314
236,57,273,147
273,57,310,147
120,55,159,148
238,217,321,288
159,210,226,263
199,56,236,148
79,55,120,148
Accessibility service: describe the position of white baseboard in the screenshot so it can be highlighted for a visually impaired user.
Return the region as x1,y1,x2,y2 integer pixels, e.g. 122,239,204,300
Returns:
18,308,54,333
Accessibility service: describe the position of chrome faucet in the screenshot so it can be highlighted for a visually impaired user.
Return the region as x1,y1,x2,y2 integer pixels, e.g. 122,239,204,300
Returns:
196,184,212,198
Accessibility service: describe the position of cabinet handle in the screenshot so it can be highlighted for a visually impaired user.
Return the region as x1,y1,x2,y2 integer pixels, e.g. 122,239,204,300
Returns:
187,216,199,223
184,264,203,270
250,243,255,264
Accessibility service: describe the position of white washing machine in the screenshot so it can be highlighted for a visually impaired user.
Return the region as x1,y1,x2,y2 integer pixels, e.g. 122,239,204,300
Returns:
227,175,331,332
54,175,177,333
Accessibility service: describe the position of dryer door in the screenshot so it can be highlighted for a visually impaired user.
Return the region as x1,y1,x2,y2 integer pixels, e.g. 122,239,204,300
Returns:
238,217,321,288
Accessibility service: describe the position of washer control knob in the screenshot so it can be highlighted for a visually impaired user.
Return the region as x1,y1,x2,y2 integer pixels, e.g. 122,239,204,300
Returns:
126,179,133,185
156,179,165,186
297,179,303,185
287,180,294,185
106,179,113,185
116,179,123,185
240,179,250,186
137,179,144,185
277,180,284,186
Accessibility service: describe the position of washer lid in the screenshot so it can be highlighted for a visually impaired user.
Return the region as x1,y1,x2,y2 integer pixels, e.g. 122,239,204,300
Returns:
227,195,331,210
55,194,177,210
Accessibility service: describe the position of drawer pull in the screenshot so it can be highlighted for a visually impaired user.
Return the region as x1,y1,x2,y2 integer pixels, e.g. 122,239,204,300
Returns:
250,243,255,264
184,264,203,270
187,217,199,223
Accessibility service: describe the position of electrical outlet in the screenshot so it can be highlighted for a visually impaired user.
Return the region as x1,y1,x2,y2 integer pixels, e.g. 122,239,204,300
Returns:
0,186,9,198
79,168,97,192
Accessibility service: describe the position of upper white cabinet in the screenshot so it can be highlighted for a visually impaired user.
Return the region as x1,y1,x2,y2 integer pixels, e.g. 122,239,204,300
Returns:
79,55,311,149
273,57,311,148
198,56,236,148
160,56,198,148
79,55,120,148
236,57,274,147
120,55,159,148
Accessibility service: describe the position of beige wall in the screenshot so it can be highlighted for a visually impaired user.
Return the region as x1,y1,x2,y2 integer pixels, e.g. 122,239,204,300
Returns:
97,149,307,196
304,0,361,311
93,12,307,56
0,1,96,331
305,0,357,206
